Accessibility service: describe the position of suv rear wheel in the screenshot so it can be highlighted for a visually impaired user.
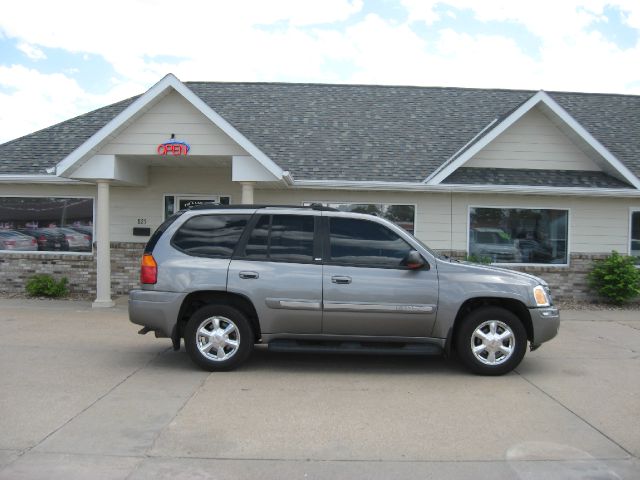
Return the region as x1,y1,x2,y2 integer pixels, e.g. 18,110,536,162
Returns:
456,306,527,375
184,305,254,371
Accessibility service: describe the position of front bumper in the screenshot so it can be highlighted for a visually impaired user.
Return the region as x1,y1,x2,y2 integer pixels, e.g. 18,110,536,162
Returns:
128,289,186,338
528,306,560,346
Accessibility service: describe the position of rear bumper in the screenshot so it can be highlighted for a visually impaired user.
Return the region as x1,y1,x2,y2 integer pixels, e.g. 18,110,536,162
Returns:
128,289,186,338
529,306,560,346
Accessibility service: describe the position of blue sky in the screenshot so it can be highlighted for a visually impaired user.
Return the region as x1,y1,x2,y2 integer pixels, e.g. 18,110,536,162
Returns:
0,0,639,143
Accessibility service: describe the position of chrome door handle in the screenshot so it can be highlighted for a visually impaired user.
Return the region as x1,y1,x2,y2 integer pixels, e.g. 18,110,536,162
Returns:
331,276,352,284
239,271,259,279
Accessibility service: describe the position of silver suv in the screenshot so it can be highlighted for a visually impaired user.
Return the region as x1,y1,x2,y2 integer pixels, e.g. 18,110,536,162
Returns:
129,205,559,375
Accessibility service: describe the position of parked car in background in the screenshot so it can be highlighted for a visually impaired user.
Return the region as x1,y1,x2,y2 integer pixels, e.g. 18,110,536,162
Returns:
515,238,553,263
469,228,521,263
59,227,92,252
69,225,93,239
0,230,38,251
18,228,69,251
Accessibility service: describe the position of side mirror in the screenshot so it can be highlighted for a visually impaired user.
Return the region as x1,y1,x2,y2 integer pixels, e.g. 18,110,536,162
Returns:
402,250,428,270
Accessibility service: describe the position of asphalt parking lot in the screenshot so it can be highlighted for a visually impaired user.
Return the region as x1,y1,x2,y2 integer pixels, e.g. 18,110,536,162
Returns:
0,298,638,480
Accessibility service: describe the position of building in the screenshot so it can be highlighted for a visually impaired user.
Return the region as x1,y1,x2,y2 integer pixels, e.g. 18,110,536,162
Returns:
1,74,639,306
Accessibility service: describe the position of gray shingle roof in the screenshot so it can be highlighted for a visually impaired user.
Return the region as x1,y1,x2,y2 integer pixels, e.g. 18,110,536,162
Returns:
0,81,638,186
442,167,632,189
0,97,137,174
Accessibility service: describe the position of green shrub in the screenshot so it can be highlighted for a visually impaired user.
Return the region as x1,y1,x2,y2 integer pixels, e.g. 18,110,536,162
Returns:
588,251,640,304
25,274,69,298
464,254,492,264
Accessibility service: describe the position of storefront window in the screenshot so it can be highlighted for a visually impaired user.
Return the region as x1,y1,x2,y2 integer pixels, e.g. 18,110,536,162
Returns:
631,211,640,257
0,197,94,252
469,207,568,264
304,202,416,233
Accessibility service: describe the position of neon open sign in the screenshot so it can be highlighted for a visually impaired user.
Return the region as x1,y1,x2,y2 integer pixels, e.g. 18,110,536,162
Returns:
157,137,190,156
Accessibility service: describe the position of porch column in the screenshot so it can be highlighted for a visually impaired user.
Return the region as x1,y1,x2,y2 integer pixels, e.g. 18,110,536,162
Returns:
92,180,115,308
241,182,255,204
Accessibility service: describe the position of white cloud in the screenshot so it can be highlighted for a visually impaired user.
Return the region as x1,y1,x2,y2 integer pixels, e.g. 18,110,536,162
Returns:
0,0,638,143
16,42,46,60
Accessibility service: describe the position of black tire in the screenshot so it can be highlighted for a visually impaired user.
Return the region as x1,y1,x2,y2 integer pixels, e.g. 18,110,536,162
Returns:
184,305,254,372
456,306,527,376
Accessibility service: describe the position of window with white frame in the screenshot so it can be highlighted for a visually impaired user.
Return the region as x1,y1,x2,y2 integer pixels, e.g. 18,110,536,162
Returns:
631,210,640,257
469,207,568,264
0,197,94,253
303,202,416,233
164,194,231,220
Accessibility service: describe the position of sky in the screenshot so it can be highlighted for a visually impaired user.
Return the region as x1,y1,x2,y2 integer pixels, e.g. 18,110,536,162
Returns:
0,0,639,144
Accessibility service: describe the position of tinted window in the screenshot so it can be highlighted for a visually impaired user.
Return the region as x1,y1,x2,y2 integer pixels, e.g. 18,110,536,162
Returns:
172,214,249,258
329,218,412,268
146,211,184,254
243,214,314,263
244,215,270,260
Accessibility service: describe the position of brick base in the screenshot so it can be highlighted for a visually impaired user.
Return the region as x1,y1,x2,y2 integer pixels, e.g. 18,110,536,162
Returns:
0,246,611,301
0,242,144,297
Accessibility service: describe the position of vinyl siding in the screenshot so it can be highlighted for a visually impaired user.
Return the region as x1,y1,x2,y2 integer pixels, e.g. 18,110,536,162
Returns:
96,91,248,157
465,107,602,171
1,181,639,255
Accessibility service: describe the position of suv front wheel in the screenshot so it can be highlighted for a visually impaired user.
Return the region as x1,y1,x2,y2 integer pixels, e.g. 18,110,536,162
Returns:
456,306,527,375
184,305,254,371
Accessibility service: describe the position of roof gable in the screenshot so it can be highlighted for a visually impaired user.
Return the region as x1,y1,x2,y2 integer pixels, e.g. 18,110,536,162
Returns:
427,91,640,189
55,74,285,180
94,90,248,158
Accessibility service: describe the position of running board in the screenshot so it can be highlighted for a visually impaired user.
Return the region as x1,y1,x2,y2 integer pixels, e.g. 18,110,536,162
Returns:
267,339,443,356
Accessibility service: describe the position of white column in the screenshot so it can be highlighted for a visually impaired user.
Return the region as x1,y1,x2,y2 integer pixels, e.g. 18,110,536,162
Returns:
241,182,255,204
92,180,114,308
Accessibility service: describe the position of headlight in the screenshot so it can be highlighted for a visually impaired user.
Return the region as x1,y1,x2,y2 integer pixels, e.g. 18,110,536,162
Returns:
533,285,550,307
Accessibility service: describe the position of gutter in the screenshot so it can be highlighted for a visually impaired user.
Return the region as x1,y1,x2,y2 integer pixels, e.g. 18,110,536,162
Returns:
0,175,88,184
290,180,640,197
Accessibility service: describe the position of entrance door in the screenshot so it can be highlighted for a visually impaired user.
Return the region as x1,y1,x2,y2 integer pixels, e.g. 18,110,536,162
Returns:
164,194,231,220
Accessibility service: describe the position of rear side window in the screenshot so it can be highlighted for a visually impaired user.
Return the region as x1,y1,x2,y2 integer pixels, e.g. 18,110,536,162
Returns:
242,214,315,263
172,214,249,258
329,217,412,268
145,211,184,254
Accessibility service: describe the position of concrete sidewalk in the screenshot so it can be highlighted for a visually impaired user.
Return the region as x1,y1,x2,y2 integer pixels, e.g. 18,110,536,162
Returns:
0,298,638,479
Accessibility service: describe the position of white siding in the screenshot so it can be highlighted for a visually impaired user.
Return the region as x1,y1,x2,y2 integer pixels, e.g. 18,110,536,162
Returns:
97,91,248,157
2,181,639,255
465,107,602,171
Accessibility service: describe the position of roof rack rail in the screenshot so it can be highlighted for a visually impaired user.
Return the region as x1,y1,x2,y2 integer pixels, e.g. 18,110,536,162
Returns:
187,203,338,212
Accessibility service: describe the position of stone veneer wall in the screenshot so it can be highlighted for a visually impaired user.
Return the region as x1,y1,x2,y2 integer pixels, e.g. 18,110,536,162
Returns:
0,242,144,297
0,246,613,301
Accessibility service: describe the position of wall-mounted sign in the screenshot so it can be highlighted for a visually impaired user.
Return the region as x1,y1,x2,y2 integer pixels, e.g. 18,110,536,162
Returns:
157,136,190,156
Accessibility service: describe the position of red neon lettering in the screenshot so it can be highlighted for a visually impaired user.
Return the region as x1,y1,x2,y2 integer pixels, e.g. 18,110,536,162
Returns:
157,142,189,156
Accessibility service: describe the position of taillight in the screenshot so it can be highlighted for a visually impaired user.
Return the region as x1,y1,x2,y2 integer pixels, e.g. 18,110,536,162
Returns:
140,253,157,284
5,240,16,248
